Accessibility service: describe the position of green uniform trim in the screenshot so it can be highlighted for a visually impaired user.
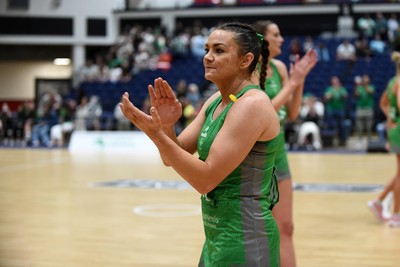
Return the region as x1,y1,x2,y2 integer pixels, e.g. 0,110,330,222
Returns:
387,77,400,153
197,85,280,267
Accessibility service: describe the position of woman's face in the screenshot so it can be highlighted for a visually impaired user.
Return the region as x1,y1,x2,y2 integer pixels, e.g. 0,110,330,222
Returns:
264,23,284,58
203,30,244,85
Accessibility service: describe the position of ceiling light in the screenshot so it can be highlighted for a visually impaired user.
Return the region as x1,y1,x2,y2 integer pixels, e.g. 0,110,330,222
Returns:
53,58,71,65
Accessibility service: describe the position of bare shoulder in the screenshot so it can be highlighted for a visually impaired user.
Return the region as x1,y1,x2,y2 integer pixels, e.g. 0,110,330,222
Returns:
233,89,279,140
233,89,276,120
270,58,288,77
271,58,286,70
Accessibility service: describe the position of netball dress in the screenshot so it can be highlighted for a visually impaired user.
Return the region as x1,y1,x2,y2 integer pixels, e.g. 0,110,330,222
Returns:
264,61,290,180
197,85,280,267
387,77,400,153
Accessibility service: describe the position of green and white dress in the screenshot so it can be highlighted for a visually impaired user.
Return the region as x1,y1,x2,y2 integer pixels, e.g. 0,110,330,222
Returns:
264,61,290,181
387,77,400,153
197,85,280,267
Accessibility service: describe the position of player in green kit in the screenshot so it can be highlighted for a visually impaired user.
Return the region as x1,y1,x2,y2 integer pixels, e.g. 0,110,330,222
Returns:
253,20,318,267
120,22,282,266
367,46,400,228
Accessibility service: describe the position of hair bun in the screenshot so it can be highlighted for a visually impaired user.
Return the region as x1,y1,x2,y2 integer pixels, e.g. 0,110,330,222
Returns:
391,51,400,63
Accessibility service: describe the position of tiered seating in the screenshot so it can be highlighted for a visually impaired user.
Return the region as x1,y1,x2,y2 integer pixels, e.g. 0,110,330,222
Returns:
77,36,395,134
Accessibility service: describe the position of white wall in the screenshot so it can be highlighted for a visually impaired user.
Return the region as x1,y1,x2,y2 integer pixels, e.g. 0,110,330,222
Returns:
0,0,124,102
0,61,72,100
0,0,125,45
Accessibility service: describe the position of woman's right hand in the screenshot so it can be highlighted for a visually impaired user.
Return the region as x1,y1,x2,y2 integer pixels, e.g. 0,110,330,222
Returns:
148,77,182,128
289,49,318,86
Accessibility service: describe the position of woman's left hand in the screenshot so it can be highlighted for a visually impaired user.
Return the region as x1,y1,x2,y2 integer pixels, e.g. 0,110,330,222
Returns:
149,77,182,128
119,92,162,137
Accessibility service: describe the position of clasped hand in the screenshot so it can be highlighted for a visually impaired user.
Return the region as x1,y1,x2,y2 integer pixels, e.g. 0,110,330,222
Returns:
119,77,183,136
289,49,318,85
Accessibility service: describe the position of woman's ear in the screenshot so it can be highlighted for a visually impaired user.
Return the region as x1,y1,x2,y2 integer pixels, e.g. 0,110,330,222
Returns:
240,52,254,69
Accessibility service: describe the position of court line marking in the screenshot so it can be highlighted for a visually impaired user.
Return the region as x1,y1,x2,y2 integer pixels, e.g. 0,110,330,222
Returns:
133,203,201,217
90,179,384,193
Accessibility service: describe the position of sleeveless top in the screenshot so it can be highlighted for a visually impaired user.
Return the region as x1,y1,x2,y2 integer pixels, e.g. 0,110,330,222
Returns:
262,61,291,180
264,61,287,125
387,77,400,123
197,85,280,267
387,77,400,153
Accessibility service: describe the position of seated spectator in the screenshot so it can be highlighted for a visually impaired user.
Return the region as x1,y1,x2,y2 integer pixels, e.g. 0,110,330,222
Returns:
374,12,388,41
86,95,103,131
355,37,373,61
15,100,35,146
336,39,357,62
387,13,399,44
190,27,207,59
289,38,304,63
50,99,76,147
357,13,376,40
74,95,102,131
74,96,90,131
113,102,131,131
303,36,315,53
369,33,386,54
315,41,330,62
31,101,59,147
0,103,13,146
169,30,190,59
297,94,324,151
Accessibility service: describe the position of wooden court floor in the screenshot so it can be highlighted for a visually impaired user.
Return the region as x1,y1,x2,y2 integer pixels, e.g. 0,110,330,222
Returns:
0,148,399,267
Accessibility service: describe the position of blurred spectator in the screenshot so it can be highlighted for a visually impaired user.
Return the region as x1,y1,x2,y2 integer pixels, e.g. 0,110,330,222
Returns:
74,96,91,131
169,30,190,59
315,41,330,62
15,100,36,146
387,14,399,44
297,94,324,150
303,36,315,53
186,83,201,107
77,58,98,83
31,100,59,147
132,42,151,75
355,37,373,61
175,79,188,99
0,103,13,146
50,99,76,147
324,76,350,146
114,102,131,131
374,12,388,41
353,74,375,144
336,39,357,82
190,27,207,59
336,39,357,62
289,38,304,63
153,27,168,56
93,55,111,82
86,95,103,130
357,13,376,39
369,33,386,55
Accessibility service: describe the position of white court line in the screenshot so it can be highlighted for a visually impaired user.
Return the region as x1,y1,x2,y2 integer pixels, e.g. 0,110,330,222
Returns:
133,203,201,217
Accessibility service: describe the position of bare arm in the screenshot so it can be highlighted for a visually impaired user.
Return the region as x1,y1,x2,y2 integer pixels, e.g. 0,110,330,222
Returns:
380,86,389,118
272,49,318,121
119,90,279,194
